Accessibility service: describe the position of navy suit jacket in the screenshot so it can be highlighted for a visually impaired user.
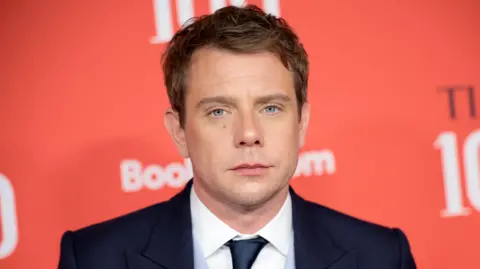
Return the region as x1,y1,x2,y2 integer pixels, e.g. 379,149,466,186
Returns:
58,181,417,269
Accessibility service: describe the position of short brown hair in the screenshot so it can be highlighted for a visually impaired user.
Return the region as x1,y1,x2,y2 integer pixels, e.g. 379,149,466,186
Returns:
161,4,309,128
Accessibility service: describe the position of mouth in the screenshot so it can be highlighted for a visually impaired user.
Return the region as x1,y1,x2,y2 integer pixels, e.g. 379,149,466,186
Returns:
230,163,272,176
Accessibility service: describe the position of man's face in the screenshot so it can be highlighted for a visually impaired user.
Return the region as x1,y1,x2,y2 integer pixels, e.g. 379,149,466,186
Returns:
165,47,310,208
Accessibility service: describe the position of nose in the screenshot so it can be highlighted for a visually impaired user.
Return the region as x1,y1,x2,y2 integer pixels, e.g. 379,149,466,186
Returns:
234,113,264,148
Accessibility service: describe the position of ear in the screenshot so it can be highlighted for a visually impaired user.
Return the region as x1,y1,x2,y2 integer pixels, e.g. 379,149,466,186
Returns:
298,102,310,149
164,108,189,158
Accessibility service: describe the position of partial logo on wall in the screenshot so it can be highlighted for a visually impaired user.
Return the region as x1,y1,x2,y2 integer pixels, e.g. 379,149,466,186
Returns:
0,173,18,259
120,149,336,192
435,85,479,218
150,0,281,44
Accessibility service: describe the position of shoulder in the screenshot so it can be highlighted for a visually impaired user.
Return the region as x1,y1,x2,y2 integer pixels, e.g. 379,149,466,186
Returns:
307,200,396,239
302,200,417,268
302,199,413,259
61,200,170,254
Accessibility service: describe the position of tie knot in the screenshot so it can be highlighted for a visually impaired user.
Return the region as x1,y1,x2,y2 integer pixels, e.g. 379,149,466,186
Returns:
227,237,268,269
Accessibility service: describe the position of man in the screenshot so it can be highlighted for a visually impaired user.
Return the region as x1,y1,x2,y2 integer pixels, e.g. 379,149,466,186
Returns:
58,5,416,269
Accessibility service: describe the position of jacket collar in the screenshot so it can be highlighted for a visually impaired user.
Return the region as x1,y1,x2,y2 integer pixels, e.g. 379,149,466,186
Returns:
126,180,356,269
290,186,356,268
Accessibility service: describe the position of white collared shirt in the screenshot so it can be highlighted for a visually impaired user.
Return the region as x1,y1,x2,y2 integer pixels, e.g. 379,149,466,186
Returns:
190,186,293,269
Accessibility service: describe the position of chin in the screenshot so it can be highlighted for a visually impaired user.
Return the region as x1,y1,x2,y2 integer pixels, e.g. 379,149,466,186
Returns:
228,183,281,206
230,194,270,208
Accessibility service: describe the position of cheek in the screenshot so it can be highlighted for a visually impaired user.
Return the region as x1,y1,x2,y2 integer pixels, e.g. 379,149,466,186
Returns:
266,130,299,166
266,119,300,145
187,123,230,162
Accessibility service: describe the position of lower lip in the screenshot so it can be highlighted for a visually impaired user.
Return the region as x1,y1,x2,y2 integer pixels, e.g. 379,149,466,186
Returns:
232,167,270,176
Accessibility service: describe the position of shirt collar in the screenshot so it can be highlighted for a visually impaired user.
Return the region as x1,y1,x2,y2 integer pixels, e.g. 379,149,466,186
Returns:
190,186,292,258
254,193,292,256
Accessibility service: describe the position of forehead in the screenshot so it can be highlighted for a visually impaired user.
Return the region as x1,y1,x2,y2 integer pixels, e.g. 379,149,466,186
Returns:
186,47,294,97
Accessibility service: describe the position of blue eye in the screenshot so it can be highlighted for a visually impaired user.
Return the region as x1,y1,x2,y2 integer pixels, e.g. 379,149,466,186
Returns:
210,109,225,117
264,105,279,114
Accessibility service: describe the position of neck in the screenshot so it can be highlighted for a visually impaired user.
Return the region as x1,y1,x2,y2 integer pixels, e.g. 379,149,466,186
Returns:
193,181,289,234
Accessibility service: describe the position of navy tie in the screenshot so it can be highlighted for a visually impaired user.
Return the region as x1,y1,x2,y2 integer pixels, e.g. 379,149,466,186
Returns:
227,237,268,269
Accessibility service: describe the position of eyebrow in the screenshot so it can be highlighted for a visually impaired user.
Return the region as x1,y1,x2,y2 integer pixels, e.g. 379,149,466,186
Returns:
195,94,293,109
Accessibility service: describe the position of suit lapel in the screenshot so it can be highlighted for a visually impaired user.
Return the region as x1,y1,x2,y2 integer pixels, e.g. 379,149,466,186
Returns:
290,187,358,269
126,181,195,269
124,182,358,269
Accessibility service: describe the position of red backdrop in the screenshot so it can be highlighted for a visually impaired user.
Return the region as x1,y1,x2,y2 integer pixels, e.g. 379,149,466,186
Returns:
1,0,479,268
